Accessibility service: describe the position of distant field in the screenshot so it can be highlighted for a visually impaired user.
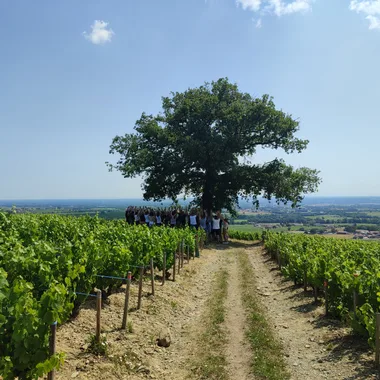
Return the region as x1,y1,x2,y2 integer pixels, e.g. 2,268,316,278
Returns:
229,224,350,238
367,211,380,217
233,219,249,224
306,215,342,221
229,224,323,233
229,224,262,232
238,211,270,216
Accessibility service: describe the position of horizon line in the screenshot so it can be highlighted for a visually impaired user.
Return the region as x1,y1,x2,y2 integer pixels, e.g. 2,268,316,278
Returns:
1,195,380,201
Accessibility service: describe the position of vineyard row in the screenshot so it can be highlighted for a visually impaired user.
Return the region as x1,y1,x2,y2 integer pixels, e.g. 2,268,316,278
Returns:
0,213,202,379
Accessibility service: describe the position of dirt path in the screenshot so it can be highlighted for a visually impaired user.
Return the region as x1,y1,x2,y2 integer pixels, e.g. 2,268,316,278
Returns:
224,251,253,380
56,249,223,380
245,243,377,380
53,242,377,380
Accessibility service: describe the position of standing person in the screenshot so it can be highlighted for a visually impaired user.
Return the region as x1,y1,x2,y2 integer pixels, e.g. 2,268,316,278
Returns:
219,213,224,242
223,218,229,244
177,210,186,228
128,209,135,225
163,211,169,226
125,207,129,223
149,210,156,227
144,210,150,226
156,211,162,227
199,211,207,246
134,209,140,225
212,213,221,243
199,212,207,232
170,211,177,228
189,210,199,229
206,212,213,242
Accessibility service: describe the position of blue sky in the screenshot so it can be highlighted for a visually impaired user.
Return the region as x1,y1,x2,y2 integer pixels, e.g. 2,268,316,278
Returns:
1,0,379,199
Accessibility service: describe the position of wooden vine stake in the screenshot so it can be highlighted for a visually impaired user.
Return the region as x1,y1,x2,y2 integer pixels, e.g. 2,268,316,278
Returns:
376,313,380,368
303,261,307,293
353,290,358,319
324,280,328,316
187,245,190,262
181,240,185,268
172,251,176,282
177,243,181,275
137,266,144,310
150,258,155,296
96,290,102,343
121,271,131,329
47,321,57,380
162,252,166,285
303,266,307,293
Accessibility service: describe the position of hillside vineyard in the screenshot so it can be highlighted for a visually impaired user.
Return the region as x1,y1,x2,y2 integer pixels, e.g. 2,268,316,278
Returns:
0,213,199,379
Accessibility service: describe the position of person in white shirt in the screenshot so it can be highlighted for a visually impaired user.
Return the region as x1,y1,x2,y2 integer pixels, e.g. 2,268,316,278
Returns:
212,214,221,242
189,210,199,229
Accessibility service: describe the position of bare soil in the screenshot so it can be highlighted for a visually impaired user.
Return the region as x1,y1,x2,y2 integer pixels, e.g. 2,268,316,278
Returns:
54,242,379,380
243,242,378,380
56,249,223,380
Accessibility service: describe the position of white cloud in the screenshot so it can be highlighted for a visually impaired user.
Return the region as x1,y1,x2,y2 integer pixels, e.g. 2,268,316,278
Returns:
83,20,114,45
367,14,380,28
268,0,312,16
349,0,380,15
349,1,380,29
238,0,262,11
238,0,380,31
237,0,312,17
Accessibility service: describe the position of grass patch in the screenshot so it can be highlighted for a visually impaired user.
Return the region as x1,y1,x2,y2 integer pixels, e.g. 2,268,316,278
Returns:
237,251,290,380
127,320,134,333
87,334,108,356
192,268,229,380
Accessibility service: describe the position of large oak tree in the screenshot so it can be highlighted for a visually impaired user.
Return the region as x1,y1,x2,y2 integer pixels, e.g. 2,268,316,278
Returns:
107,78,320,213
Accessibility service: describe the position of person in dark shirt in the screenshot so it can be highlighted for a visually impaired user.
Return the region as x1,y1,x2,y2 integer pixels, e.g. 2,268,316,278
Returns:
177,210,187,228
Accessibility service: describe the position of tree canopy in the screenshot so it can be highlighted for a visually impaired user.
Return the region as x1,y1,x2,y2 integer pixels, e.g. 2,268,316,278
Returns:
107,78,321,213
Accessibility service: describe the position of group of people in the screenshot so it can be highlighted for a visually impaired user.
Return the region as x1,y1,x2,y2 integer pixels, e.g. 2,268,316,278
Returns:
124,206,229,243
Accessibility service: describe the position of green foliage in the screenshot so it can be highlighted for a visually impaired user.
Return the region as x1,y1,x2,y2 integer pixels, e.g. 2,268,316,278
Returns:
87,334,108,356
107,78,320,213
0,212,197,378
127,320,134,334
264,232,380,346
228,230,262,241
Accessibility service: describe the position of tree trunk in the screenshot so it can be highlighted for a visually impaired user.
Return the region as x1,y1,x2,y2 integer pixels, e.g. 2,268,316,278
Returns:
202,172,214,215
202,190,213,215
